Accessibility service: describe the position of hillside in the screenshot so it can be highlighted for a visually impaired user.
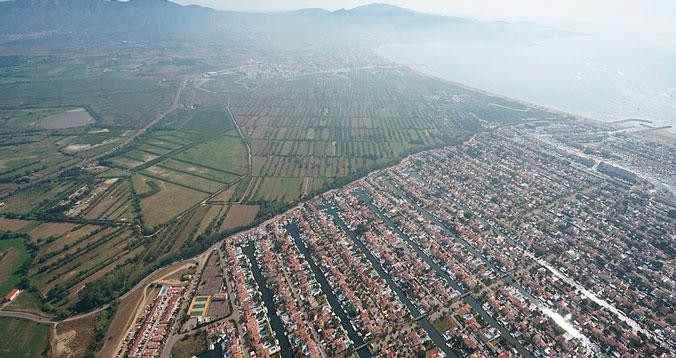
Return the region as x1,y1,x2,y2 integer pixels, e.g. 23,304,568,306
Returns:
0,0,579,45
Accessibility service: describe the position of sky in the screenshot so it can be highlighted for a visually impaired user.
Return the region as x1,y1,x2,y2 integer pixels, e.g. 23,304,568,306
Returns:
175,0,676,42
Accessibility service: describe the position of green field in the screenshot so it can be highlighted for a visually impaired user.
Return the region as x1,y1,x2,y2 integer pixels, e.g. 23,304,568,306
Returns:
252,177,302,201
0,38,522,328
0,180,78,214
0,239,29,297
0,318,50,358
181,105,233,134
134,175,209,229
175,134,248,174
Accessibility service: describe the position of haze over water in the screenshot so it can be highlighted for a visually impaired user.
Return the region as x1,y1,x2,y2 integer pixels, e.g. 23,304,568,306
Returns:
377,31,676,130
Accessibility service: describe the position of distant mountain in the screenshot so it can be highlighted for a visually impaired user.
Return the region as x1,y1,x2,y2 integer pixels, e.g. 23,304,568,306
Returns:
0,0,219,37
0,0,580,45
235,3,579,46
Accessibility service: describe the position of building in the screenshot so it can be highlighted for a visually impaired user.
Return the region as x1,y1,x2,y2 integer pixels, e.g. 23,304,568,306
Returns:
4,288,20,302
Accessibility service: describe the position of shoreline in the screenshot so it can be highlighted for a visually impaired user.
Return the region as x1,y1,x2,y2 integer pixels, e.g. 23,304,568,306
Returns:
373,43,676,137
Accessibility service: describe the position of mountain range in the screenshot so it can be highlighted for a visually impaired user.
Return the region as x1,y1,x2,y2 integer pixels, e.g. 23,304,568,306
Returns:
0,0,580,45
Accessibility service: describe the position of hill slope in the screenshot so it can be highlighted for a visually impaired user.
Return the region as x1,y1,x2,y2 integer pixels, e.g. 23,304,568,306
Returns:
0,0,579,45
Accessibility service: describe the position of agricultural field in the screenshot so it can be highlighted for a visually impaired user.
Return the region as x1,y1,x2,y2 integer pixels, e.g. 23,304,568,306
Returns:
219,204,260,232
0,69,175,128
30,225,138,296
0,180,80,214
0,124,129,185
75,179,135,222
0,317,50,358
0,40,258,320
0,135,80,183
251,176,302,201
0,238,29,296
173,134,248,175
50,314,100,358
133,175,208,229
0,41,545,337
100,109,248,230
215,68,476,207
0,217,32,232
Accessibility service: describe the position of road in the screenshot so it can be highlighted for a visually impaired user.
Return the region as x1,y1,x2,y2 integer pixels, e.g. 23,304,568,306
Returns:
0,77,187,200
0,255,200,326
358,189,532,357
111,260,199,357
225,99,251,175
0,310,55,324
106,78,187,159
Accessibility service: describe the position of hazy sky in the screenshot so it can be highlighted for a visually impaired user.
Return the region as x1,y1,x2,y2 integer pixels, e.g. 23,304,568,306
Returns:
176,0,675,40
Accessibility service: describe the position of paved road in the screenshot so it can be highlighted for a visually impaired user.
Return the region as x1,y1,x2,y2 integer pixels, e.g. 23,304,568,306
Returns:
0,255,199,326
0,310,56,324
160,331,188,358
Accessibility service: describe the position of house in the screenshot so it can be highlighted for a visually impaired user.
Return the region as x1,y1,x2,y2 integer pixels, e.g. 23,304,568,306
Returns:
5,288,20,302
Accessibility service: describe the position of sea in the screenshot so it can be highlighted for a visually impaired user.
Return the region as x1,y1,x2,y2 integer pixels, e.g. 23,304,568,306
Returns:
377,31,676,131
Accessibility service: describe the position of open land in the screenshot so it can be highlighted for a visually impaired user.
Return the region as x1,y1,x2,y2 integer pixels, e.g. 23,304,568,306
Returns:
0,7,673,358
0,317,50,358
167,115,672,357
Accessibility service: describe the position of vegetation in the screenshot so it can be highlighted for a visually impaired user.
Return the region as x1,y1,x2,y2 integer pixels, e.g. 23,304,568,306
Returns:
0,317,50,358
0,236,30,296
84,300,118,357
0,14,534,324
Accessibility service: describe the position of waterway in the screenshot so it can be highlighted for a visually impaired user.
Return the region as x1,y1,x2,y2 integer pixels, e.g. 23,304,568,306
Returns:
385,176,603,354
354,189,533,357
242,244,294,357
286,222,372,358
323,205,459,358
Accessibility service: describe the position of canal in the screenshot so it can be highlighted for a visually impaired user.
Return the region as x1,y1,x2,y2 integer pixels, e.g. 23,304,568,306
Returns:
397,173,605,353
287,222,372,358
242,244,294,357
324,205,459,358
354,189,533,357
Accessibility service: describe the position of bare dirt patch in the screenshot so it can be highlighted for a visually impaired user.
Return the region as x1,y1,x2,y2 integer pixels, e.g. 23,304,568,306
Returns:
301,177,312,197
143,153,158,162
50,314,98,358
63,144,92,152
0,217,31,232
28,222,78,241
39,107,94,129
171,331,207,358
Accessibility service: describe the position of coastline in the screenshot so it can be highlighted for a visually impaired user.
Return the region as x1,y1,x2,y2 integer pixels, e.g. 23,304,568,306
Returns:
373,43,676,139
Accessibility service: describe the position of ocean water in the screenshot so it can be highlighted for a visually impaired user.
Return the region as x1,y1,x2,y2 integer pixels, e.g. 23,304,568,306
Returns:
377,33,676,129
